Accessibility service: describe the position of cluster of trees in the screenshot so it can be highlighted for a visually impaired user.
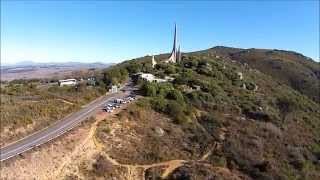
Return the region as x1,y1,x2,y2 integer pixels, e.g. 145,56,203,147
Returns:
134,55,282,125
140,82,193,124
102,67,128,86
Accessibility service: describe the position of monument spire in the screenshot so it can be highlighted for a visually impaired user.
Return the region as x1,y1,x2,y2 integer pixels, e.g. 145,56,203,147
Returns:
177,45,181,64
167,23,178,63
173,23,177,57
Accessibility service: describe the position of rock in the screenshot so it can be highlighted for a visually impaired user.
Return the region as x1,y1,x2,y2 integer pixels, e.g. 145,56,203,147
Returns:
245,82,258,91
241,83,246,90
287,147,305,170
154,127,164,137
237,72,243,80
244,111,271,121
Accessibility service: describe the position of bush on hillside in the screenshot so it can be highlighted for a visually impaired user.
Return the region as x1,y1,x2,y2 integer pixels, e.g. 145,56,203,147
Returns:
141,82,157,97
164,65,176,74
102,67,128,85
150,97,168,112
125,62,143,74
167,101,184,117
166,100,190,124
166,89,184,103
157,83,174,97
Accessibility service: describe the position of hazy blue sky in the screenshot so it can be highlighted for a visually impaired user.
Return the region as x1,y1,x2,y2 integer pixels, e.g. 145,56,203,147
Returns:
1,1,319,64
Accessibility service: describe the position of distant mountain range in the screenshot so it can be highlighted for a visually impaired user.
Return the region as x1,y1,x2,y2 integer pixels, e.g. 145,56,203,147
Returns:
0,61,114,81
1,61,114,69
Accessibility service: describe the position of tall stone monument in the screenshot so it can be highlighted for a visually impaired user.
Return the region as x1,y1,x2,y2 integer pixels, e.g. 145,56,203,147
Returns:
166,24,181,63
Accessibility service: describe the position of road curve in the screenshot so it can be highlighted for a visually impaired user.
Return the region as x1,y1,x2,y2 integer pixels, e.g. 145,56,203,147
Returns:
0,84,131,161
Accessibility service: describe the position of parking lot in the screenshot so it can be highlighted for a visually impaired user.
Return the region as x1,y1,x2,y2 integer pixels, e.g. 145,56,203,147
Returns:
102,94,137,113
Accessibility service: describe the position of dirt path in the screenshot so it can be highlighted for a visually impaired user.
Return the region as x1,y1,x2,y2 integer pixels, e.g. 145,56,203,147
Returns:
54,118,97,177
58,98,74,105
56,106,222,180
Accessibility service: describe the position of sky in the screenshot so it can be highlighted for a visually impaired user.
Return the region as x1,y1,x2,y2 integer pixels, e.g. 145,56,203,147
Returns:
1,1,319,65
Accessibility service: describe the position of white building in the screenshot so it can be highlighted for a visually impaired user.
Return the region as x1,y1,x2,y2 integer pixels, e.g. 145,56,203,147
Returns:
109,85,118,93
139,73,156,82
58,79,77,86
152,55,157,68
137,73,174,83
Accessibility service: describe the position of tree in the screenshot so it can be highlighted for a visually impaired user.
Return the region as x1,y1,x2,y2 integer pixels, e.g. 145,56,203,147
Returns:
167,89,184,103
164,65,176,74
151,97,167,112
126,62,142,74
157,83,174,97
141,82,157,97
167,100,184,117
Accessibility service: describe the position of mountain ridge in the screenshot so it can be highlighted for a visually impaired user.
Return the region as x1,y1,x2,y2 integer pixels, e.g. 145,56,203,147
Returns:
184,46,320,103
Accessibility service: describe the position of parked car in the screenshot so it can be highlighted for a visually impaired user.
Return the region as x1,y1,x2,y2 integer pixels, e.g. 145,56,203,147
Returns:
102,107,113,113
106,104,116,110
114,99,123,104
129,95,136,100
127,97,134,101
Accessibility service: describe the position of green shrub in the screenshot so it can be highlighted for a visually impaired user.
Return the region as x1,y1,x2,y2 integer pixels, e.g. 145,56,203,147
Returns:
126,62,143,74
211,156,227,167
157,83,174,97
164,65,176,74
174,113,190,124
102,67,128,85
150,97,168,112
200,113,222,128
166,89,184,103
167,101,184,117
102,126,111,134
135,98,150,108
141,82,157,97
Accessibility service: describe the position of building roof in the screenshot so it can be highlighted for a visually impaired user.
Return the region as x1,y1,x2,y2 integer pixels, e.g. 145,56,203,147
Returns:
59,79,76,82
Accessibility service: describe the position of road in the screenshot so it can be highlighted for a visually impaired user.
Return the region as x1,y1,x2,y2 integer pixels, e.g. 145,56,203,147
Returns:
0,82,134,161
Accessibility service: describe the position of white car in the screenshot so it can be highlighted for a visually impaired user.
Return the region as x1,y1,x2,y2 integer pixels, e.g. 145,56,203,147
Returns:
127,97,134,101
106,104,115,109
103,107,113,113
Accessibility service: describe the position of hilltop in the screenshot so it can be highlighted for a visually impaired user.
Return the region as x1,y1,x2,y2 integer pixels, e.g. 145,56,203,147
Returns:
58,46,319,179
130,46,320,103
194,46,320,103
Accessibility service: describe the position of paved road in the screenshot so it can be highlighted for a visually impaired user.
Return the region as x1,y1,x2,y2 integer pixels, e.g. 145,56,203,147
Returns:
0,83,133,161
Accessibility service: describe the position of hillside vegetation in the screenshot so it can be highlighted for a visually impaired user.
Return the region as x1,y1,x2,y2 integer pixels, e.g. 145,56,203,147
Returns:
194,46,320,103
88,47,320,180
